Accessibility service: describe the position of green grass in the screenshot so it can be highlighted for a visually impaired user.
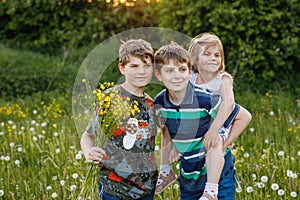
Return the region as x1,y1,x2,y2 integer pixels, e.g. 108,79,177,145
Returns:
0,91,299,199
0,44,299,199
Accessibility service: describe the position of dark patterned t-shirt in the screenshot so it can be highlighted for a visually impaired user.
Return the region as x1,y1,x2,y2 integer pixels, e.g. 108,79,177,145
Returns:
86,85,158,199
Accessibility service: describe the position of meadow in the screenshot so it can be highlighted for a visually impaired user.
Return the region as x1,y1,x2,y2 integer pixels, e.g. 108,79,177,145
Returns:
0,44,299,199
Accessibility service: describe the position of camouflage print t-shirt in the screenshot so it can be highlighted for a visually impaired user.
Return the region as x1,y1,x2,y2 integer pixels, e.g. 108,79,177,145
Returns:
86,85,158,199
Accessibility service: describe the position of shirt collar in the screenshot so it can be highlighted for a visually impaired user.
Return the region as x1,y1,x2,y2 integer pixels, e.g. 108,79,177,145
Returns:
163,81,194,107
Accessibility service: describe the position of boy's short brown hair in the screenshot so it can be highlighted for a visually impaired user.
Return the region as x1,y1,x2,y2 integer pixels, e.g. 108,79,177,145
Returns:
119,39,153,65
154,42,190,71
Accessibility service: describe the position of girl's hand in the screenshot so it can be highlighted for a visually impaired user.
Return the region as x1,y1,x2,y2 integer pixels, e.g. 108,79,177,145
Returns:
85,147,107,164
204,132,222,150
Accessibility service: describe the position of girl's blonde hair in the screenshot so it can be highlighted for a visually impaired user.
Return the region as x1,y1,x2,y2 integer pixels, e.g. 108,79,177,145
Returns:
188,32,225,73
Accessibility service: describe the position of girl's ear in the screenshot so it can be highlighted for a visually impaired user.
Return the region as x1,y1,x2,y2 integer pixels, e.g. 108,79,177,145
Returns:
118,63,125,75
154,70,162,82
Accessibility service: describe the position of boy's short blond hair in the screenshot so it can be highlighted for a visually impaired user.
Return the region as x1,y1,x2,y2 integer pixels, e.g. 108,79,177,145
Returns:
154,42,190,71
188,32,225,73
119,39,153,65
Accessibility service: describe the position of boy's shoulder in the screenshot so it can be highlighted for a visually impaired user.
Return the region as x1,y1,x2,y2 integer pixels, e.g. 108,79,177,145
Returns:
153,89,167,104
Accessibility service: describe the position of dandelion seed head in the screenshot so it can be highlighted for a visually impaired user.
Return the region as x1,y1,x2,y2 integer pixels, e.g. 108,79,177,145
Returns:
297,151,300,156
270,111,274,116
15,160,20,165
257,182,264,188
56,148,60,154
249,127,255,132
291,191,297,198
252,174,256,180
17,147,23,152
278,151,284,156
174,184,179,189
33,110,38,114
292,173,297,179
287,170,293,177
246,186,253,193
72,173,78,179
70,185,77,191
0,131,4,136
75,154,82,160
31,120,36,125
278,189,285,195
271,183,279,190
236,187,242,193
9,142,15,147
8,120,14,125
176,163,180,170
46,186,52,190
244,153,249,158
261,176,268,182
155,145,160,151
4,156,10,161
51,192,58,198
0,190,4,196
32,136,38,142
60,180,65,186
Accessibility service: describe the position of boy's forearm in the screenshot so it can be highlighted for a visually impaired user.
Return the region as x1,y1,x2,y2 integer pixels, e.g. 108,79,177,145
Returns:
161,126,173,165
80,132,96,160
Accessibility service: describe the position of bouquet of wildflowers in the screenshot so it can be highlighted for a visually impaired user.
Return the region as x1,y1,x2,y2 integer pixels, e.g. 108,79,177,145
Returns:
79,82,140,199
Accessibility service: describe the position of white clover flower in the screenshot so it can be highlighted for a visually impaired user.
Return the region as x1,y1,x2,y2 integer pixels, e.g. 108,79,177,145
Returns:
155,145,160,151
246,186,253,193
271,183,279,190
60,180,66,186
0,190,4,196
17,147,23,152
33,110,38,114
72,173,78,179
244,153,249,158
278,189,285,195
70,185,77,191
249,127,255,132
261,176,268,183
278,151,284,156
46,186,52,190
75,154,82,160
53,132,59,137
5,156,10,161
51,192,58,198
291,191,297,198
173,184,179,190
55,148,60,154
269,111,274,116
15,160,20,165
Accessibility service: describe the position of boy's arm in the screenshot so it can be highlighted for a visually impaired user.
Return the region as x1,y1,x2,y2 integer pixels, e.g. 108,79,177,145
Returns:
204,75,235,149
80,131,107,164
223,106,252,150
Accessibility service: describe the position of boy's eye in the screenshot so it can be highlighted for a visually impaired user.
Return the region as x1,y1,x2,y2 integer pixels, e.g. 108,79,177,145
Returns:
180,68,187,72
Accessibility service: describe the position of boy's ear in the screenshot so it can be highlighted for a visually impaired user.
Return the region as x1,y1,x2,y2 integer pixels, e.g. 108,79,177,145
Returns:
118,63,125,75
154,70,162,82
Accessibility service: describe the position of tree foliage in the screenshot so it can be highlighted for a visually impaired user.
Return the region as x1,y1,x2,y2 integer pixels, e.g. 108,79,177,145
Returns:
0,0,299,94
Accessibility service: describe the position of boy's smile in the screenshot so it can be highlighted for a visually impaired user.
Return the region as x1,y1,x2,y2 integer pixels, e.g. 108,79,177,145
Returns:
155,60,190,94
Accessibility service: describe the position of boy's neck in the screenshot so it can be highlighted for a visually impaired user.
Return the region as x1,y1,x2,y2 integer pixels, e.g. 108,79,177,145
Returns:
167,88,187,106
121,83,145,97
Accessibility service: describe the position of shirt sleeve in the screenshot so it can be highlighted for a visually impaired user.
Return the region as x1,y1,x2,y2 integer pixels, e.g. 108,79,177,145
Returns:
85,112,99,136
223,103,240,128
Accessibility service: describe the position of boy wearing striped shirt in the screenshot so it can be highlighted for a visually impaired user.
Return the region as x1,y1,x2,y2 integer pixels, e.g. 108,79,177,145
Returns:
154,42,250,200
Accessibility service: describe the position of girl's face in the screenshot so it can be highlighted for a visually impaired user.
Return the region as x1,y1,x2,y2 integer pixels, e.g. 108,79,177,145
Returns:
197,44,222,74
